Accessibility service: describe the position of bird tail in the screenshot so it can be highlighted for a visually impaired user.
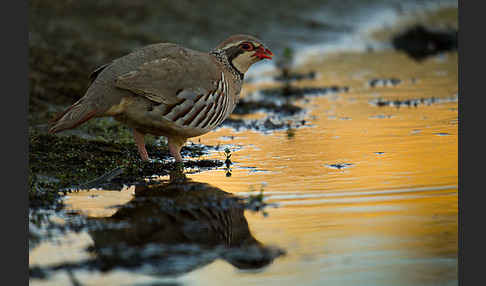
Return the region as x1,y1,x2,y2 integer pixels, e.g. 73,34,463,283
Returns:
48,100,99,134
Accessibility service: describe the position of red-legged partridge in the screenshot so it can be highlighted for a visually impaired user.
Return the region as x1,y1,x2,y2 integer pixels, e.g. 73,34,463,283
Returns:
49,34,273,162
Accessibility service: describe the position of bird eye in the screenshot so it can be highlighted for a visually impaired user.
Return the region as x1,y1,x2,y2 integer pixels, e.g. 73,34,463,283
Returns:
241,43,253,51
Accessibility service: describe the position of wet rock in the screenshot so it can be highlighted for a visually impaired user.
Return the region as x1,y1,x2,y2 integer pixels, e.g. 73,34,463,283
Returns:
274,71,317,82
261,85,348,99
325,163,353,170
392,25,457,61
262,118,286,130
221,118,247,130
370,94,458,108
233,100,303,116
368,78,401,87
221,117,304,133
221,118,279,132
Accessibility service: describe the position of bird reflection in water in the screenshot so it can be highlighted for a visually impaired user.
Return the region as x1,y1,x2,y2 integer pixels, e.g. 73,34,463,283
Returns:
87,170,285,276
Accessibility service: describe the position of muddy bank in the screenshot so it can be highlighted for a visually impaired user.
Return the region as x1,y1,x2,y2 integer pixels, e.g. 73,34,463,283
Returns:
28,129,221,208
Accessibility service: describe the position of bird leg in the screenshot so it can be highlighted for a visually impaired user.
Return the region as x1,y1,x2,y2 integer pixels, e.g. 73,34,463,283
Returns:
168,137,186,163
133,129,149,161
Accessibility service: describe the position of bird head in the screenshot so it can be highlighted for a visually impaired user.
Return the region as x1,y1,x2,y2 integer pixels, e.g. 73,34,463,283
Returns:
213,34,273,75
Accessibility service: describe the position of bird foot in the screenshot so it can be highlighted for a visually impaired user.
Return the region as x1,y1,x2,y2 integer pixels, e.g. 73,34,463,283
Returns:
133,129,150,161
168,137,186,164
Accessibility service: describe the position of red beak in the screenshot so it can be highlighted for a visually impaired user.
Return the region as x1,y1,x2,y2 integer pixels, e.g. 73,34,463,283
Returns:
254,46,273,60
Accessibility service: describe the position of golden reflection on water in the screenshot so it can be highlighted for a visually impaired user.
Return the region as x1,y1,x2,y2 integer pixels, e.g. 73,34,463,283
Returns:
49,49,457,285
185,50,458,285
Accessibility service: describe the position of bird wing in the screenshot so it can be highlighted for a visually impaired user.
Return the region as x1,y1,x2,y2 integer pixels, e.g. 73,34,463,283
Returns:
114,57,187,105
113,47,222,106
